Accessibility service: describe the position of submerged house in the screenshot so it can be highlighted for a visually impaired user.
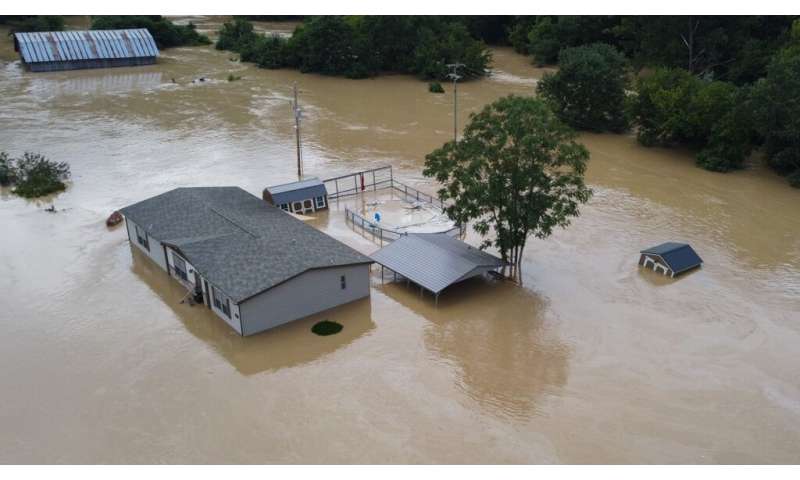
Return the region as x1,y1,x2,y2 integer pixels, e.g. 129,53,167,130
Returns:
13,29,159,72
120,187,373,336
639,242,703,277
263,177,328,215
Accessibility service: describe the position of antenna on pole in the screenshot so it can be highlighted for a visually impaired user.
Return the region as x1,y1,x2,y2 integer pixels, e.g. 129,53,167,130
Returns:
446,62,464,143
292,82,303,179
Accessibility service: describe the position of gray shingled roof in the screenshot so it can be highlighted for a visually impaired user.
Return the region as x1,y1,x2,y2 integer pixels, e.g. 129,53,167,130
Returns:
120,187,372,303
370,233,505,294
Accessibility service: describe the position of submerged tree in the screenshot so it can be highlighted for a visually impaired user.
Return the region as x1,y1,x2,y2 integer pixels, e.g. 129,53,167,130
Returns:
423,95,592,283
537,43,631,133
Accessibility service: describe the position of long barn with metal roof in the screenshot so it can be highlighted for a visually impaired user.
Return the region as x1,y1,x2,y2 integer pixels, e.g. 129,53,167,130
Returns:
13,29,159,72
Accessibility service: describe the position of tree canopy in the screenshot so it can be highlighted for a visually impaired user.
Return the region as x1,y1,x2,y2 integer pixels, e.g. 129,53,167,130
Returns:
423,96,592,283
216,16,492,81
90,16,211,49
537,43,630,133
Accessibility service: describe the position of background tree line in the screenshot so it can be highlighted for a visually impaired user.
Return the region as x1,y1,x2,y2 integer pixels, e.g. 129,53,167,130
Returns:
215,16,492,80
1,16,210,48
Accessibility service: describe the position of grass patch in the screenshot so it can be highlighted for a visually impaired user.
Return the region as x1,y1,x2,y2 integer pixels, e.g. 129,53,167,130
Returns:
311,320,343,336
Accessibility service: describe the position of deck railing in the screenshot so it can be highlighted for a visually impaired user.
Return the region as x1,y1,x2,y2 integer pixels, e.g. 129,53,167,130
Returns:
344,206,464,246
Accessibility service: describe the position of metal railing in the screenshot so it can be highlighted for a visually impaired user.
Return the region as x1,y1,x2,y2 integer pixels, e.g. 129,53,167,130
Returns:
325,166,394,200
345,206,463,246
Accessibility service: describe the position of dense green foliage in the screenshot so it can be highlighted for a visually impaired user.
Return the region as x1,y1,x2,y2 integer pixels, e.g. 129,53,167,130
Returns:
216,16,491,81
513,16,796,85
0,15,64,32
750,23,800,187
423,96,592,282
537,43,630,132
628,68,753,172
90,16,211,48
0,152,71,198
429,82,445,93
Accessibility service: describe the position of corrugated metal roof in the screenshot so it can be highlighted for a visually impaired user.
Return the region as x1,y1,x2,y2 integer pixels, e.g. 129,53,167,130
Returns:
266,177,328,205
14,29,159,64
371,233,505,294
640,242,703,274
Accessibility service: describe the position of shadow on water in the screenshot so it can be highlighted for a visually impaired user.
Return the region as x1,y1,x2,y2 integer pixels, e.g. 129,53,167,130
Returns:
637,264,703,287
378,275,571,421
130,246,375,375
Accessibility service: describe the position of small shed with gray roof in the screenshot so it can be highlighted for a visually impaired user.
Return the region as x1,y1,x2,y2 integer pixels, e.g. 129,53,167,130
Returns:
639,242,703,277
370,233,506,304
119,186,372,336
14,29,159,72
263,177,328,215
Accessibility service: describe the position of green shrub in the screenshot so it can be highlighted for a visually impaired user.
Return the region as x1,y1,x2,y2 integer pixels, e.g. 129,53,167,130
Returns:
91,16,211,48
0,152,16,186
227,74,242,82
537,43,630,132
311,320,343,336
3,152,71,198
428,81,445,93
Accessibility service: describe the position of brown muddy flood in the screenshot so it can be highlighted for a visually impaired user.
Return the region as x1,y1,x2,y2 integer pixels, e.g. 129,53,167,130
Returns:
1,17,799,464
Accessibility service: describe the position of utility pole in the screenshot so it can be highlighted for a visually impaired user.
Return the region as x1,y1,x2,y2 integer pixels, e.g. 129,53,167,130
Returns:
446,62,464,143
292,83,303,179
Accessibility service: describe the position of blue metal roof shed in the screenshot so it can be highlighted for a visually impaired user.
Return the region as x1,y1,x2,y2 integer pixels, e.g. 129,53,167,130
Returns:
13,29,159,72
639,242,703,277
263,178,328,214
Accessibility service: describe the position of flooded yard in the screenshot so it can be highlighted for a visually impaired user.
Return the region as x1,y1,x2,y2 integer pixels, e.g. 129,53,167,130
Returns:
1,17,799,463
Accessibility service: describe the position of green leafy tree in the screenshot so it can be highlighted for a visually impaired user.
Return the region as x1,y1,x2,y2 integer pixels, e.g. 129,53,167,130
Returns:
2,152,71,198
423,95,592,283
2,15,64,33
91,16,211,48
537,43,630,132
629,68,753,172
526,16,619,65
751,21,800,187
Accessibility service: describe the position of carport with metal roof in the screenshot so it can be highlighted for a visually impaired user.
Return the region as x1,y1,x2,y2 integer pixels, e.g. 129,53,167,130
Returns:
370,233,506,304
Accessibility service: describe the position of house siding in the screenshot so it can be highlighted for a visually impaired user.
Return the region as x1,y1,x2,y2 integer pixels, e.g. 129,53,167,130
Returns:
125,218,167,272
239,264,370,336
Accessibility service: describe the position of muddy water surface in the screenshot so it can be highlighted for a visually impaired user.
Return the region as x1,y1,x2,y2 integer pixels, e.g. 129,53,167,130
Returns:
1,17,799,463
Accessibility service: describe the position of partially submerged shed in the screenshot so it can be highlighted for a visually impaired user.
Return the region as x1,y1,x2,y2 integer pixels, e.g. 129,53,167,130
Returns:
13,29,159,72
263,177,328,214
639,242,703,277
371,233,505,303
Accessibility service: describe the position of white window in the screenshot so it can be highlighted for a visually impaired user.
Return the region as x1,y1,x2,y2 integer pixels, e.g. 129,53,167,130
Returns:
134,224,149,251
212,286,231,318
340,275,346,290
173,254,188,281
315,195,326,209
292,201,303,213
279,203,289,211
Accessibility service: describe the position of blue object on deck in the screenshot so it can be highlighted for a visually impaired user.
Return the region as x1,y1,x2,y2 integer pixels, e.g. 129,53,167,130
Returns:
374,212,381,223
639,242,703,277
13,29,159,72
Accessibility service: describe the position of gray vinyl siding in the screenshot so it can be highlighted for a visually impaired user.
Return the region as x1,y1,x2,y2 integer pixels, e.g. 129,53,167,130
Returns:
239,264,370,336
125,218,167,271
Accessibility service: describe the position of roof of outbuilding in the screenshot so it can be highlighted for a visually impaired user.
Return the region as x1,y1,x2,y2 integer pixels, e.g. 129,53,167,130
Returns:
370,233,505,294
265,177,328,205
640,242,703,274
120,187,372,303
14,29,159,64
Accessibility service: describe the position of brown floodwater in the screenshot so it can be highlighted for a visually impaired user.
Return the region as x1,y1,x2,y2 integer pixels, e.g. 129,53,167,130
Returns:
1,17,799,464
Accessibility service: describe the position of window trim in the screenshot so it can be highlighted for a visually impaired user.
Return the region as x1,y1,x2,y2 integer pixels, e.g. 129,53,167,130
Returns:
340,275,346,290
134,224,150,251
315,195,326,209
173,253,188,281
212,286,231,318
